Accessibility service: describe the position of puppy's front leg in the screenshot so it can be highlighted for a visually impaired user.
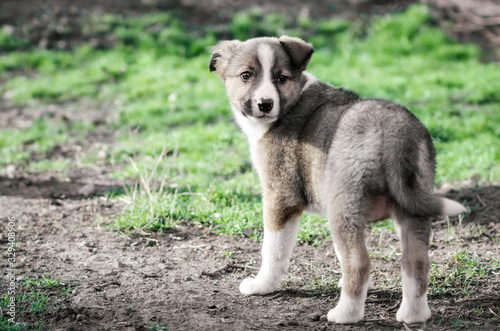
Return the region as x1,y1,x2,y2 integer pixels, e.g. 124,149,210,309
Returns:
239,201,302,295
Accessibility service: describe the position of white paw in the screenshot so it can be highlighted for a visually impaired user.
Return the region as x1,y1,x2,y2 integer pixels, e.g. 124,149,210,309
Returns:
327,293,365,324
337,277,343,288
327,304,364,324
396,299,431,324
239,277,278,295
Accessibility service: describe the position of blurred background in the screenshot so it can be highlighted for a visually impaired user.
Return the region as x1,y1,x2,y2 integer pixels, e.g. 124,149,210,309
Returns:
0,0,499,236
1,0,500,54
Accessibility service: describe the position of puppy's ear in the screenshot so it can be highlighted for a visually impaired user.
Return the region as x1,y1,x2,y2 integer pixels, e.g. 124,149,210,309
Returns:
279,36,314,71
209,40,242,80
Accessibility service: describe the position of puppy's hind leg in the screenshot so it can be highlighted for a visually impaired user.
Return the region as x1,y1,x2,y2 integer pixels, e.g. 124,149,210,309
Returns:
334,243,374,290
327,207,370,324
239,202,302,295
392,212,432,324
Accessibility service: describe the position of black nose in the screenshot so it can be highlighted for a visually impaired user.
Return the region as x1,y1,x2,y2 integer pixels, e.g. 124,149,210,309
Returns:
258,99,274,113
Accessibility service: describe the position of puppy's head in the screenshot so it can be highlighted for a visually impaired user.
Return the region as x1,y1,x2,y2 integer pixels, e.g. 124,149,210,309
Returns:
209,36,313,124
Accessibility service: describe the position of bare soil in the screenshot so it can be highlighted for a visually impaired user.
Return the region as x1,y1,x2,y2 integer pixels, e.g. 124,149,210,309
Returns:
1,175,500,330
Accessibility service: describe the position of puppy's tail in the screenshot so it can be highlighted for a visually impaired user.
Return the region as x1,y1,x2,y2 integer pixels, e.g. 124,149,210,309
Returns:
440,197,467,218
387,166,467,218
384,142,466,218
391,188,466,218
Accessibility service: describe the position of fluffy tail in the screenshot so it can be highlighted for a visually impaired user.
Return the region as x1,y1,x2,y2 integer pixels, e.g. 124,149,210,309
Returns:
440,197,467,218
391,193,466,218
383,124,467,218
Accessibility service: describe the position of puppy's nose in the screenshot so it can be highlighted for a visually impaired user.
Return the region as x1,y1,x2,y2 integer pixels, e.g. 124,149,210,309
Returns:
258,99,274,113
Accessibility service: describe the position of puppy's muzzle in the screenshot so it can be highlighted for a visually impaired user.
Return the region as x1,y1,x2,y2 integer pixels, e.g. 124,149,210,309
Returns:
258,99,274,114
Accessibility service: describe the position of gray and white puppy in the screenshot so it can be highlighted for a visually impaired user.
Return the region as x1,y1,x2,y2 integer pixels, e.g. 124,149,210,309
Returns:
209,36,466,324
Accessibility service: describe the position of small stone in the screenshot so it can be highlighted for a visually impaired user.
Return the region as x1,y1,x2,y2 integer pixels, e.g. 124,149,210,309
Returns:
117,262,129,269
275,320,287,327
78,183,95,196
76,314,85,321
308,313,321,321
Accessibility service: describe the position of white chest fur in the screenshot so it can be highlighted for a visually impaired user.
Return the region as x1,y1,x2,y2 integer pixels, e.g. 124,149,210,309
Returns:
232,107,270,166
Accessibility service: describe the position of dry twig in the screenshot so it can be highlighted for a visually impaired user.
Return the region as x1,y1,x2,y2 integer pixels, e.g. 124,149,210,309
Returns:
201,263,246,277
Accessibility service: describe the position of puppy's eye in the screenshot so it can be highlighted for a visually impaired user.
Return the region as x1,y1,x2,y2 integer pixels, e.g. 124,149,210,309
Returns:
240,72,252,82
277,75,288,84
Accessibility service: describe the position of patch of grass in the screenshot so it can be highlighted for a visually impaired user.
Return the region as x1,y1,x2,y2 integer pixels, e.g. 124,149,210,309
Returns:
0,26,30,52
299,215,330,244
115,165,265,238
0,274,72,329
114,147,180,232
22,275,62,289
0,119,71,169
0,291,48,330
307,277,341,297
28,158,72,173
0,320,45,331
147,323,170,331
27,290,50,313
368,219,395,233
429,249,500,297
0,117,97,174
453,250,499,278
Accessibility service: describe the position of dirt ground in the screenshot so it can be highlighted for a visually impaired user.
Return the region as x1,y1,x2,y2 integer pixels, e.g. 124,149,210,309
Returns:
1,1,500,330
1,174,500,330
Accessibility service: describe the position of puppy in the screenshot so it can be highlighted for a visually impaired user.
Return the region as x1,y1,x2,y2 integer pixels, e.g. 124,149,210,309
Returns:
209,36,466,324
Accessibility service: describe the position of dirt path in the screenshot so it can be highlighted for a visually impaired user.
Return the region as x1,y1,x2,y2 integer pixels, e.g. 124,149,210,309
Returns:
1,176,499,330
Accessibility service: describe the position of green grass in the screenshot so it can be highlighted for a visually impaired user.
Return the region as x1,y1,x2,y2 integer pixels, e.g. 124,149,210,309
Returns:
147,324,170,331
306,277,341,297
1,4,499,240
429,249,500,297
0,274,72,329
368,219,395,233
22,275,62,289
